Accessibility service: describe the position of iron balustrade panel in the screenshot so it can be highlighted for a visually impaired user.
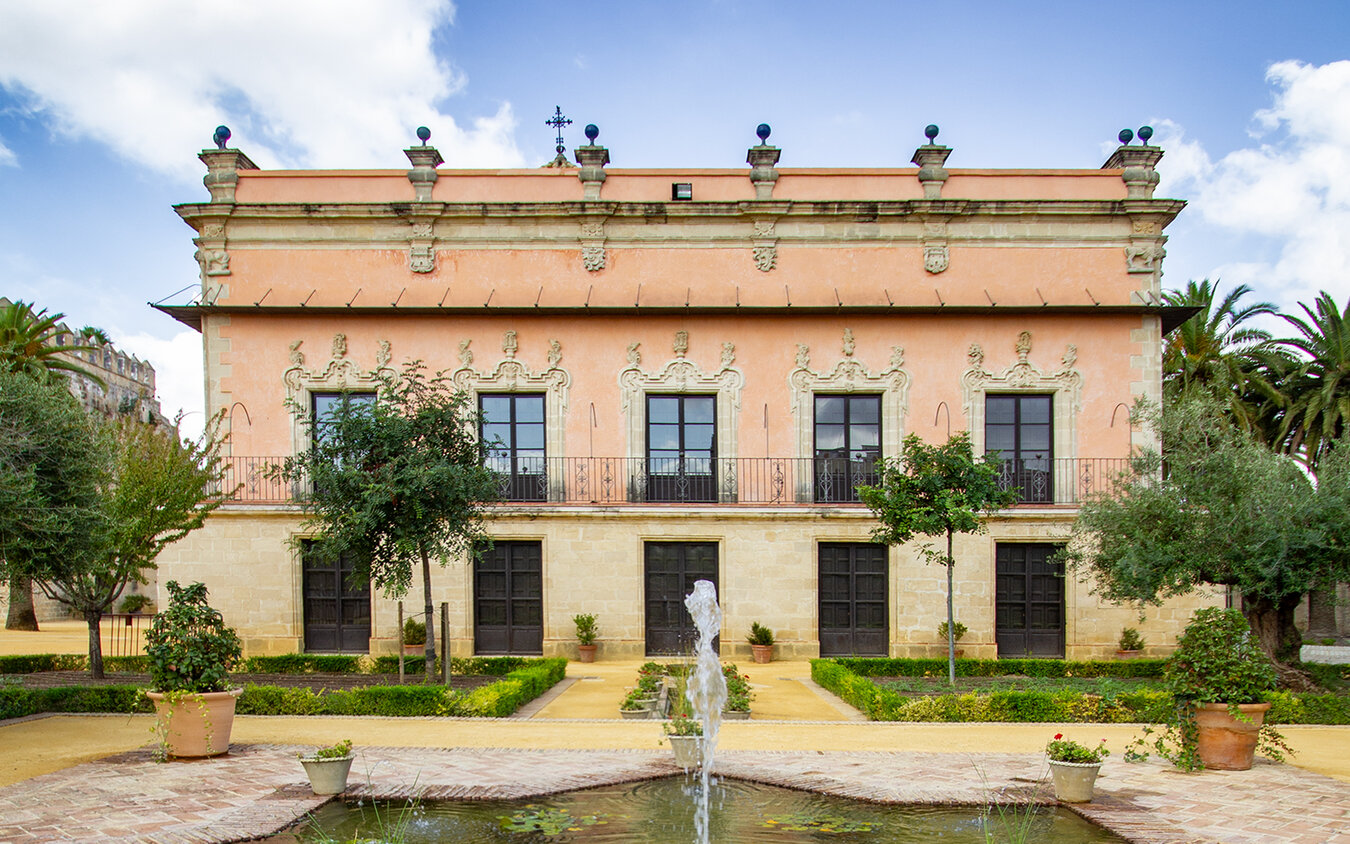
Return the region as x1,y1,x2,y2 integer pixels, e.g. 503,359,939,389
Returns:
220,456,1130,506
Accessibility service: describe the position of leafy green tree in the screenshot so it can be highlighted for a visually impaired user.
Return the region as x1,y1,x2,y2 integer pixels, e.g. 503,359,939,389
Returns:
0,300,106,630
1065,395,1350,667
279,363,500,678
36,415,230,678
1276,291,1350,470
858,432,1018,685
0,369,105,632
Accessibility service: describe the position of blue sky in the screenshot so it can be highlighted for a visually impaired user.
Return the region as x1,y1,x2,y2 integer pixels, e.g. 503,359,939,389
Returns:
1,0,1348,429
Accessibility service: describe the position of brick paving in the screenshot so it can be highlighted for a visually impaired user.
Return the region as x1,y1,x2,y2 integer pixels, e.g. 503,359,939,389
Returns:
0,742,1347,843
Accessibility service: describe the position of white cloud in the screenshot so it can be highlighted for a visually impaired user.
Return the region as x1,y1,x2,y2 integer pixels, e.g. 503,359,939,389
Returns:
113,330,205,439
0,0,525,181
1157,61,1350,312
0,135,14,166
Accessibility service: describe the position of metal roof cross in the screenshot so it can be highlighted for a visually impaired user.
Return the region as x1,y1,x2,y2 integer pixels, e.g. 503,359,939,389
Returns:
546,106,572,154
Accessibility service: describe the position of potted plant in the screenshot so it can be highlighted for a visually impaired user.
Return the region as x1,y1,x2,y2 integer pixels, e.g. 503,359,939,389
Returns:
298,738,355,795
402,617,426,656
938,620,967,658
663,712,704,768
722,663,752,719
144,581,243,758
1116,627,1145,658
746,621,775,664
119,592,154,615
620,688,656,719
574,613,599,662
1163,607,1282,771
1045,733,1109,802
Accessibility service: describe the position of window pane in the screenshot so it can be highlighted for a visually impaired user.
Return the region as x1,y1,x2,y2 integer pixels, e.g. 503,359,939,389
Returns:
1021,427,1051,452
649,397,679,423
480,395,511,423
685,424,714,450
1022,396,1052,424
650,425,680,451
816,396,845,423
516,424,544,450
482,423,512,447
850,424,879,449
851,396,881,423
516,396,545,423
986,396,1016,424
685,397,715,424
987,427,1016,453
816,425,845,452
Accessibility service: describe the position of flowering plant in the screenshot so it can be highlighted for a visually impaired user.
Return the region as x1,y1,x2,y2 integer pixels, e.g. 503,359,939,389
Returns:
663,713,703,737
1045,734,1109,764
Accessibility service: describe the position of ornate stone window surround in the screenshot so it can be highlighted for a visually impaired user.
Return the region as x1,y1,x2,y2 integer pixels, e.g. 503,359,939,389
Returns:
788,331,911,463
619,334,745,497
960,332,1083,461
282,334,394,456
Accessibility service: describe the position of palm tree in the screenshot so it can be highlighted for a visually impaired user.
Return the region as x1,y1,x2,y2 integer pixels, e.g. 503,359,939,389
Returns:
0,300,104,630
1162,280,1286,440
1277,291,1350,470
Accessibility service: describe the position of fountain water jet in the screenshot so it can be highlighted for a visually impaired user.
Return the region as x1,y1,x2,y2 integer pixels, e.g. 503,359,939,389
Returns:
683,579,728,844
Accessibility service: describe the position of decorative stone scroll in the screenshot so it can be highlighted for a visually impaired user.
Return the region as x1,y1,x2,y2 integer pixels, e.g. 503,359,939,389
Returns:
408,218,436,273
788,328,910,464
751,219,777,272
619,332,745,466
452,332,571,464
960,330,1083,458
580,218,606,272
282,333,397,452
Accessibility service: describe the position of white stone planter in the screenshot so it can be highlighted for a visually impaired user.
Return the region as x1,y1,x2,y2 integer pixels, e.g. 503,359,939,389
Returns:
722,709,751,720
1047,759,1101,803
668,735,702,769
299,754,355,795
1300,645,1350,665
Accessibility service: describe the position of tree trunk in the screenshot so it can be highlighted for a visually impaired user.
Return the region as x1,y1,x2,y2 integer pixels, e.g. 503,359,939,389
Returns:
946,529,956,688
6,576,39,631
419,543,436,681
85,611,105,680
1242,592,1305,666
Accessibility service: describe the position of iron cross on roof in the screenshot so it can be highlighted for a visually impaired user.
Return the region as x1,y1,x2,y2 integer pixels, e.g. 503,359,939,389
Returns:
546,106,572,154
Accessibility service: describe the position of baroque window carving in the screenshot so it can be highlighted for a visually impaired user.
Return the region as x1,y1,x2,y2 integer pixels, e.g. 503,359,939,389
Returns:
960,331,1083,459
452,332,571,467
282,333,396,453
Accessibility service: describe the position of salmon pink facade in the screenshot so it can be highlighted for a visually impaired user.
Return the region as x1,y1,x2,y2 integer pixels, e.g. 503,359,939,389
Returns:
155,127,1217,660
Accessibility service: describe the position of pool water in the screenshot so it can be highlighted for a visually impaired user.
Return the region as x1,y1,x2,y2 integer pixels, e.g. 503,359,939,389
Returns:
293,776,1126,843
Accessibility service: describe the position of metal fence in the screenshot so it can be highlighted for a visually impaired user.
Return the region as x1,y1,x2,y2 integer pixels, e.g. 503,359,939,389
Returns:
219,456,1129,507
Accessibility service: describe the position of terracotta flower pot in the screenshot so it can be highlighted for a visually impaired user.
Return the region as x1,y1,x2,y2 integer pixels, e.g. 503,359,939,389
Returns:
750,644,773,664
1047,759,1101,803
1193,702,1271,771
146,689,242,758
577,643,597,663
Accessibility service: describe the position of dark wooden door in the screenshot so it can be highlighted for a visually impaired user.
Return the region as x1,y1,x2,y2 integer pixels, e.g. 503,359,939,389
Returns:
302,547,371,653
474,541,544,654
996,543,1065,658
818,543,889,656
644,542,718,655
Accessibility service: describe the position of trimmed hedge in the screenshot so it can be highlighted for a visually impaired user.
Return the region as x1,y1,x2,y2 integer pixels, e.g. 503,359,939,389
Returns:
240,654,537,677
829,656,1168,679
0,685,148,720
812,659,1349,724
0,654,149,674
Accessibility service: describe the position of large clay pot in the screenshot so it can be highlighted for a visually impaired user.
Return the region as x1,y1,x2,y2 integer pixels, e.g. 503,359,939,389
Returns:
1047,759,1101,802
146,689,242,758
750,644,773,664
1193,702,1271,771
577,644,597,663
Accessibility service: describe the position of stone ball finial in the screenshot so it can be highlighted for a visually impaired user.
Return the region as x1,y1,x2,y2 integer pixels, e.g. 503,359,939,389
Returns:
416,126,431,143
924,124,940,143
1118,128,1134,145
213,125,231,149
585,123,599,143
1138,125,1154,145
756,123,771,143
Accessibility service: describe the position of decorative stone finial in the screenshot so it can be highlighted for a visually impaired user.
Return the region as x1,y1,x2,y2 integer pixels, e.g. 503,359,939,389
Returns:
746,123,781,200
1102,130,1164,198
574,122,610,200
911,125,952,200
404,128,444,202
199,127,258,203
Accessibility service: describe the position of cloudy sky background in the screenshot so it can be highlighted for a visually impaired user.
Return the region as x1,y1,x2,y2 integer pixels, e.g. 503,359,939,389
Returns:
1,0,1348,433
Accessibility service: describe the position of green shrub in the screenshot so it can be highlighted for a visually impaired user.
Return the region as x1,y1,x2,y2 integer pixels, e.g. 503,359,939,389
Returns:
0,685,148,720
1301,663,1350,693
403,618,426,646
1164,607,1275,704
371,655,435,674
144,581,241,693
0,654,86,674
118,593,154,614
830,656,1167,679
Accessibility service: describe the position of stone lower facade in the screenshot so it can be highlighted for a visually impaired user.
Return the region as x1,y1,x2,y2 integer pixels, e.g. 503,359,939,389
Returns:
155,503,1221,661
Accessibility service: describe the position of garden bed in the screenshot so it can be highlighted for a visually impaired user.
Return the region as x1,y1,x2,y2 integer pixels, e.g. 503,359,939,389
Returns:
15,670,497,692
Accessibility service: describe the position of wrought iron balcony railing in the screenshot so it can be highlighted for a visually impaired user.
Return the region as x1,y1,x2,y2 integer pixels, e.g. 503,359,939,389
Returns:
217,456,1129,507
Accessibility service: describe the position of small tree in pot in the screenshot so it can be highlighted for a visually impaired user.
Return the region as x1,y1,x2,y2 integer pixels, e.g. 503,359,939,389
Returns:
574,613,599,662
144,580,242,758
746,622,775,664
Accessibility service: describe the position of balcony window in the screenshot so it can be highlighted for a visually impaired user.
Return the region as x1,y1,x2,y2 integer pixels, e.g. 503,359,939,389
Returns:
986,394,1053,503
481,394,547,502
645,394,716,502
813,394,880,503
311,392,375,445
